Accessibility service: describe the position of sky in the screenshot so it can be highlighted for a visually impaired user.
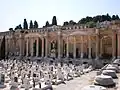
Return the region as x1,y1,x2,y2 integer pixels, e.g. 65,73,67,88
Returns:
0,0,120,32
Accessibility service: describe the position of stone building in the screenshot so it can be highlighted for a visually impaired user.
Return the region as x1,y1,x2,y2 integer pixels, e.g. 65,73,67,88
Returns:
0,20,120,60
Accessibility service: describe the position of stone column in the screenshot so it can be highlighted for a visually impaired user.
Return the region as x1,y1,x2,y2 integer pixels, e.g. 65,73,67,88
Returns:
58,31,61,59
42,37,44,57
36,37,39,56
5,39,8,56
81,36,84,58
45,33,48,58
96,35,99,60
73,36,76,59
88,36,92,59
66,36,69,58
30,37,33,56
112,32,116,59
20,35,24,56
26,38,29,56
118,34,120,58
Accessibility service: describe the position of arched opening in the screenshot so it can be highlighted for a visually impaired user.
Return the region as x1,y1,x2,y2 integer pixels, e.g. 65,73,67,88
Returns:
101,36,112,59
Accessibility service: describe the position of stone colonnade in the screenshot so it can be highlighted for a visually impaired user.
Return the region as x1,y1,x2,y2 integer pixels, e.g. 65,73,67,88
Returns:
4,29,120,59
18,34,100,59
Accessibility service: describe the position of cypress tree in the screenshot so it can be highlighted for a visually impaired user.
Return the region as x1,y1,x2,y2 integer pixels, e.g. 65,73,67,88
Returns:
34,20,38,28
45,21,50,27
52,16,57,25
0,36,5,59
29,20,33,29
23,19,28,29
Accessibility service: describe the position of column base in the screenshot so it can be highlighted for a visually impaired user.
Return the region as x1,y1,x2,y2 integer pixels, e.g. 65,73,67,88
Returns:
112,56,116,61
80,53,84,58
88,55,92,59
35,55,39,57
95,56,99,60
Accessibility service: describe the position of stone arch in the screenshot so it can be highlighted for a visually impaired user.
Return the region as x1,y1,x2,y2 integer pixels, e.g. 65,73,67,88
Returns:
101,36,112,58
24,33,43,56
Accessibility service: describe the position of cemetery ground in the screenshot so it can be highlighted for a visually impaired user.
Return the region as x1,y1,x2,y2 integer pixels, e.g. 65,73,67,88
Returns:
0,58,120,90
53,71,120,90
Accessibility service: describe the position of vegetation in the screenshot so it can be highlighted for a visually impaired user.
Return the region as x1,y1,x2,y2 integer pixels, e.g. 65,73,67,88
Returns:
23,19,28,29
63,14,120,26
45,21,50,27
9,14,120,30
52,16,57,25
29,20,33,29
34,20,38,28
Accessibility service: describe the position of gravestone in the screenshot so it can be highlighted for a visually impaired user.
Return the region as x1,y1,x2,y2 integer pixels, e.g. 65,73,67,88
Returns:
0,73,6,88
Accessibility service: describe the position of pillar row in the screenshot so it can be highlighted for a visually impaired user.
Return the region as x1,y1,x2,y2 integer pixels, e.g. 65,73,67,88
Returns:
42,37,44,57
81,36,84,59
96,35,99,59
36,37,39,56
66,36,69,58
45,36,48,57
26,38,29,56
73,36,76,59
58,34,61,59
112,32,116,59
88,36,92,59
118,34,120,58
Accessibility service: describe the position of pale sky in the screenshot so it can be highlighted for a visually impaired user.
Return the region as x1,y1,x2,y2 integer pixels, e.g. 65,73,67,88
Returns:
0,0,120,32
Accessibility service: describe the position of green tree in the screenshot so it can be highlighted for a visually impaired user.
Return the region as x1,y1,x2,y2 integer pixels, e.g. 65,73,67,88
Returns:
45,21,50,27
86,16,93,22
115,15,120,20
63,21,69,26
15,26,19,30
9,28,13,31
18,24,22,29
23,19,28,29
29,20,33,29
112,15,116,20
34,20,38,28
52,16,57,25
106,13,111,21
0,36,5,59
86,21,96,28
78,18,88,24
69,20,76,25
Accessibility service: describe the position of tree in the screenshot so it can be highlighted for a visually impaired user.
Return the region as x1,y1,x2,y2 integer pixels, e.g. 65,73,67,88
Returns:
115,15,119,20
69,20,76,25
112,15,116,20
86,16,93,22
0,36,5,59
9,28,13,31
45,21,50,27
63,21,69,26
34,20,38,28
78,18,87,24
15,26,19,30
18,24,22,29
23,19,28,29
52,16,57,25
29,20,33,29
86,21,96,28
106,13,111,21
